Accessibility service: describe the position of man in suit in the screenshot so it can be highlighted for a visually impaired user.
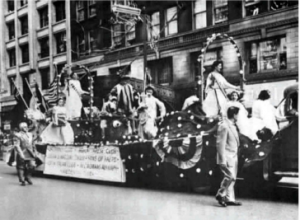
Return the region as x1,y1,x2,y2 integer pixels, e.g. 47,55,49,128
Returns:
215,106,242,207
14,122,36,186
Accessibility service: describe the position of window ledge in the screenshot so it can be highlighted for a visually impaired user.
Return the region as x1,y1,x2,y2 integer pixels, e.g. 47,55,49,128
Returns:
53,19,66,25
6,39,15,44
229,5,298,25
5,11,14,16
18,5,28,11
38,56,50,61
18,34,29,39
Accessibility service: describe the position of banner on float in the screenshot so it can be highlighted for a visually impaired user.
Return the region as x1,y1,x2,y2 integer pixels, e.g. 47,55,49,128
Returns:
44,146,126,183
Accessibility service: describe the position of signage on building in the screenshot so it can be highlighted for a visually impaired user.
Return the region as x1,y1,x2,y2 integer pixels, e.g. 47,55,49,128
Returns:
44,146,126,182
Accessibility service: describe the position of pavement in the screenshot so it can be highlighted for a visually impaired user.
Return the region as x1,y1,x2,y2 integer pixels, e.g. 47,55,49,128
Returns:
0,161,298,220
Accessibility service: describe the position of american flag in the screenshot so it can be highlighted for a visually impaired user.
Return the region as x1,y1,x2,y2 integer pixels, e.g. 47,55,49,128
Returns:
43,75,60,108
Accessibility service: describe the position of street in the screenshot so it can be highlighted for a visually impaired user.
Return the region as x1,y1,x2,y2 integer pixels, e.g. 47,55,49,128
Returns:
0,161,298,220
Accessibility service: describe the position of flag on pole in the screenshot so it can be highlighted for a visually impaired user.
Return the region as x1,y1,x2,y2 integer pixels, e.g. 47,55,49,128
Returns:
43,76,59,107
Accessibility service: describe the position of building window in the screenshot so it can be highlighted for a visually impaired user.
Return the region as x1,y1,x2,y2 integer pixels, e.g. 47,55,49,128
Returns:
40,68,50,90
20,16,28,35
113,24,122,46
125,23,135,46
165,7,178,36
39,37,49,58
55,32,66,54
9,76,16,95
7,22,15,40
244,0,267,16
8,48,16,67
88,30,97,52
54,0,66,22
20,0,28,7
77,33,85,55
194,0,207,29
39,7,49,28
214,0,228,23
88,0,97,17
76,1,85,21
148,11,160,41
7,0,14,12
248,37,287,74
148,57,173,85
21,44,29,64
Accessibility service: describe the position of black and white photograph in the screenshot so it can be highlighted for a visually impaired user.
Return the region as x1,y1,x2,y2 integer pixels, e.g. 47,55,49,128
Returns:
0,0,298,219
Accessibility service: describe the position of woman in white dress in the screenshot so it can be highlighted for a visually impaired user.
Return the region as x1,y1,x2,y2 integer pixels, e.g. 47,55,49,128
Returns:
225,91,251,138
64,72,89,119
40,97,74,145
248,90,279,140
203,61,241,117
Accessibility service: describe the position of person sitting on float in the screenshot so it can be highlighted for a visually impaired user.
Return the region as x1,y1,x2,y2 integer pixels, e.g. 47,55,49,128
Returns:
225,91,251,138
40,95,74,145
203,60,241,117
99,95,118,140
64,72,89,120
248,90,279,141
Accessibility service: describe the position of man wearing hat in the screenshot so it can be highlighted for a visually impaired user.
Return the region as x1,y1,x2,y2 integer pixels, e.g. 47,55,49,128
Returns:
110,69,135,117
138,85,166,139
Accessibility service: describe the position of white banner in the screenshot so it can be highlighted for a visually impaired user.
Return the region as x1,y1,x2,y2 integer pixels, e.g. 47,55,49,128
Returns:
44,146,126,183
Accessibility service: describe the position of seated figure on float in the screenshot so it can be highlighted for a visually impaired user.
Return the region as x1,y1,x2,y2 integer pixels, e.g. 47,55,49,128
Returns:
40,95,74,145
99,95,118,140
224,91,251,138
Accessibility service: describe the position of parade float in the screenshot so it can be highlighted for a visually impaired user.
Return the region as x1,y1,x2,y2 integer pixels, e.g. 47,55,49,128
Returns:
8,31,293,192
4,0,298,190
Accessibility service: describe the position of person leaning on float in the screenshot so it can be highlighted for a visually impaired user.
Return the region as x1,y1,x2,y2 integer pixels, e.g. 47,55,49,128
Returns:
248,90,279,141
203,60,241,117
40,95,74,145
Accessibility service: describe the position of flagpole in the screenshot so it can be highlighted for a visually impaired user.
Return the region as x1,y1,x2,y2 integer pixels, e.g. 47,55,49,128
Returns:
11,79,29,109
36,82,50,110
25,78,34,99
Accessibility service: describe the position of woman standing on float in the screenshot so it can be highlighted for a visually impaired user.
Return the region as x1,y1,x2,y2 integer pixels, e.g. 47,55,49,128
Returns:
203,60,241,117
64,72,89,119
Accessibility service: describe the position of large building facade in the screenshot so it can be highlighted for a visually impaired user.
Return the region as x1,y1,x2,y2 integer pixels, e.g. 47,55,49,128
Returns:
0,0,298,128
0,0,71,127
69,0,298,109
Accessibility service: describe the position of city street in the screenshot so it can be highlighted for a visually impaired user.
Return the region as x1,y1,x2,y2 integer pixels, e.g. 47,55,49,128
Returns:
0,161,297,220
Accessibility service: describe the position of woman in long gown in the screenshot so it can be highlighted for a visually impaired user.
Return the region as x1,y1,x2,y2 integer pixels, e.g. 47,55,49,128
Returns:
64,72,89,119
225,91,251,138
203,61,241,117
248,90,279,141
40,97,74,145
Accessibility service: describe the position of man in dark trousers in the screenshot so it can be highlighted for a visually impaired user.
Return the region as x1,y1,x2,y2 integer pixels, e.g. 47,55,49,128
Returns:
14,122,36,186
215,106,242,207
